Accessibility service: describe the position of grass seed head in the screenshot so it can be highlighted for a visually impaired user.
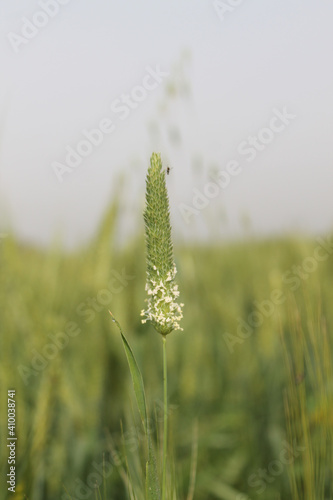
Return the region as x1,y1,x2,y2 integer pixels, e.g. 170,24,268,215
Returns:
141,152,183,336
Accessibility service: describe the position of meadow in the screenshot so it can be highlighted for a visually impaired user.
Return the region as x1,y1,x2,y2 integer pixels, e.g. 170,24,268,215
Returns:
1,193,332,500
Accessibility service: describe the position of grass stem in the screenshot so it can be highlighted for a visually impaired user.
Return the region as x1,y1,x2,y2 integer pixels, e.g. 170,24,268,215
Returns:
162,336,168,500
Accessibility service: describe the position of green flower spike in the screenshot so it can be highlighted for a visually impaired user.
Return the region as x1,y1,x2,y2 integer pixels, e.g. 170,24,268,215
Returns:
141,152,183,336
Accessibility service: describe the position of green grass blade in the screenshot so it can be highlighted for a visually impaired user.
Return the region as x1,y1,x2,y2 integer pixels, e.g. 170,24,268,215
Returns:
146,435,161,500
187,420,199,500
110,312,148,433
120,331,147,433
111,312,161,498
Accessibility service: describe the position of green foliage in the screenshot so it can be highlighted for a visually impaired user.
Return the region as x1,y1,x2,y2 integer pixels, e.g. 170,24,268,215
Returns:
111,314,148,433
109,313,161,500
1,192,332,499
146,438,161,500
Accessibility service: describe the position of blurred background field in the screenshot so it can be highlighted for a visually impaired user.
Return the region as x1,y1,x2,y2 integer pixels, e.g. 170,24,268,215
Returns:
1,192,332,499
1,3,333,498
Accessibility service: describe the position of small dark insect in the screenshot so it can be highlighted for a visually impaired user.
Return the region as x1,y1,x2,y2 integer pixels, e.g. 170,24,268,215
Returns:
166,166,173,175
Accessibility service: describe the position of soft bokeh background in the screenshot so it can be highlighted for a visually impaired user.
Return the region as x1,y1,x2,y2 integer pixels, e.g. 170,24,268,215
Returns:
1,0,333,247
1,2,333,500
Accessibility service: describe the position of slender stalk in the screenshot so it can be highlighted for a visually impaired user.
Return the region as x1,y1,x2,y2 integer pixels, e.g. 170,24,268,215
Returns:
162,336,168,500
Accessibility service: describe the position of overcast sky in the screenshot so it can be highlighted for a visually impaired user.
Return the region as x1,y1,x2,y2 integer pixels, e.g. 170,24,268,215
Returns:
0,0,332,248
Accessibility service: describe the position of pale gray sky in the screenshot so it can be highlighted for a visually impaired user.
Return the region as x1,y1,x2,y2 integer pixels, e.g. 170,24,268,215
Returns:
0,0,333,248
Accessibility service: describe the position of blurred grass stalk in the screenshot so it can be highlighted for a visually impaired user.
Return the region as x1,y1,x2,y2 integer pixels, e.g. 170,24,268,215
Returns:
281,295,333,500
